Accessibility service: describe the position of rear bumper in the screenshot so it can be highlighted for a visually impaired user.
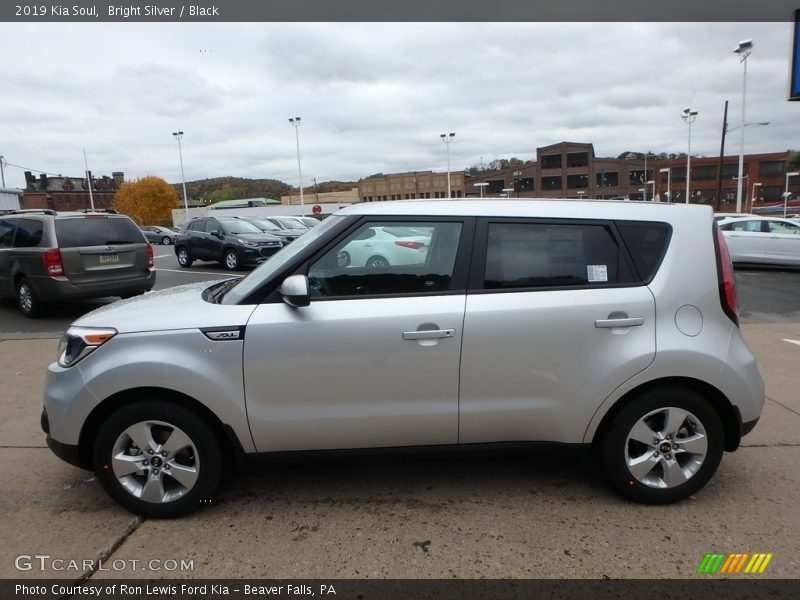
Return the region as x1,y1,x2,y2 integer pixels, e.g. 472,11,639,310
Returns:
29,271,156,301
742,417,759,437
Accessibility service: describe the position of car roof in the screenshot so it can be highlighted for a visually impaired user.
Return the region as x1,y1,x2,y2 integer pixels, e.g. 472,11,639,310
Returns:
337,199,711,221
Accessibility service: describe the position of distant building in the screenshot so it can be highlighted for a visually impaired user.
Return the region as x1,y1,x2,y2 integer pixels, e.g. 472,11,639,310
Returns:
21,171,123,211
652,152,798,212
281,188,359,206
358,171,465,202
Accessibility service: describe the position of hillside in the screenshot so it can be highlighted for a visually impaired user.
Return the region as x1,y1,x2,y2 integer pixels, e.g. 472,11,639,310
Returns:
173,177,358,205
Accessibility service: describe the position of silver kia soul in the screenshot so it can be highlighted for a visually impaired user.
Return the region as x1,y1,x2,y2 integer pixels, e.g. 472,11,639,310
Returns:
42,200,764,517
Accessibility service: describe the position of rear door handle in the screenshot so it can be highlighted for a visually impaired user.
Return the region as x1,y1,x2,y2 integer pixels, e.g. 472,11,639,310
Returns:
403,329,455,340
595,317,644,328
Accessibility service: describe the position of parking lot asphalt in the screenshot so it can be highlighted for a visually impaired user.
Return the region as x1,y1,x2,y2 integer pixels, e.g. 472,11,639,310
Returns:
1,259,799,580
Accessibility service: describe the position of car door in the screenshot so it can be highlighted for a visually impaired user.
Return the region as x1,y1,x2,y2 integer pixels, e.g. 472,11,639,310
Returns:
720,219,766,263
765,220,800,266
459,219,657,445
243,218,473,452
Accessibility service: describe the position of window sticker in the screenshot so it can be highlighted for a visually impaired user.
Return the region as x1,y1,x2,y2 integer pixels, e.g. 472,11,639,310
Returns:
587,264,608,283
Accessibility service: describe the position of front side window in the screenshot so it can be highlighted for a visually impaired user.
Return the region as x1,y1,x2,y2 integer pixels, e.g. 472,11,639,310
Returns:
484,222,633,290
767,220,800,234
308,221,463,298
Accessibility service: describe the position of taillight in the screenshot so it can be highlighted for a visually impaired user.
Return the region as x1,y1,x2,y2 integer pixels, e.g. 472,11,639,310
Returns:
394,241,425,250
146,243,154,269
42,248,64,276
713,223,738,326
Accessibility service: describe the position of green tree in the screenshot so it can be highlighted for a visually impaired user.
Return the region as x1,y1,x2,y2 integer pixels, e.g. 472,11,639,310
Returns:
113,176,179,226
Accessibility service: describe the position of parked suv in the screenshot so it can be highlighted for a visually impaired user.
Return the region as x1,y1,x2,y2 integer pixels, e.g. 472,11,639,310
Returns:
43,200,763,517
174,216,284,270
0,210,154,317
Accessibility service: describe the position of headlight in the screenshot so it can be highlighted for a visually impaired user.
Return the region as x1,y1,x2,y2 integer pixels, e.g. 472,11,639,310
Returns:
237,238,258,247
57,327,117,368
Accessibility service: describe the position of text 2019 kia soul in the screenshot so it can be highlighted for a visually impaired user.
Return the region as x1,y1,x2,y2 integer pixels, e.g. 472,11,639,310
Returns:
42,200,763,517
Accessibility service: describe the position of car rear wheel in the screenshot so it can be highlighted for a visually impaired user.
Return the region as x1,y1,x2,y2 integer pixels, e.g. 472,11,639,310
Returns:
93,399,223,518
600,387,724,504
366,255,389,268
16,277,43,318
176,247,193,268
223,249,240,271
161,236,172,245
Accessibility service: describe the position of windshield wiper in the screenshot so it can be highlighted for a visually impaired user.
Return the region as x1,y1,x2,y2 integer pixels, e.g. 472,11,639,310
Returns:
208,278,239,304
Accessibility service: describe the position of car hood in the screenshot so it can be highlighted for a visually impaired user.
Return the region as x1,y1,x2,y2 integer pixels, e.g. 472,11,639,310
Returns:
275,228,306,236
73,280,258,334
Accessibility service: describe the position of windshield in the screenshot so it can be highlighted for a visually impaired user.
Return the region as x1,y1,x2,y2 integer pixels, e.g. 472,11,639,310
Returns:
222,215,345,304
275,217,304,229
220,219,262,234
249,218,282,231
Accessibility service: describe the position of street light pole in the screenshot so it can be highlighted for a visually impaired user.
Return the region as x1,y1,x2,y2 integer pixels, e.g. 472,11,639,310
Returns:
440,132,455,198
785,172,800,217
681,108,698,204
172,131,189,220
734,39,753,213
643,153,651,202
750,182,761,213
289,117,304,215
660,168,672,202
83,148,95,211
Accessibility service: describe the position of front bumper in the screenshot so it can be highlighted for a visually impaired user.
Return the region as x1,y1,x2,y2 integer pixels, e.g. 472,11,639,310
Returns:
42,407,84,468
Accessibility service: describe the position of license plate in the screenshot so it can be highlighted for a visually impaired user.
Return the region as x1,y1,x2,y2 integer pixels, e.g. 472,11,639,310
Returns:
99,254,119,264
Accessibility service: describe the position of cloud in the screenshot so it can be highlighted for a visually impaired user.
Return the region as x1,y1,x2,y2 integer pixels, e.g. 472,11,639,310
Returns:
1,22,798,188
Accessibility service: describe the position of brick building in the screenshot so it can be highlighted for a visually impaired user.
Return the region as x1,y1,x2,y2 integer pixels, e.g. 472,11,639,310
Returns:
652,152,798,212
358,171,465,202
21,171,124,211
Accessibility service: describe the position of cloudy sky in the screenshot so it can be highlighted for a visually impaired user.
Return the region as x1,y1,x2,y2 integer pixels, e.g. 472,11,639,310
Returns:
1,22,798,189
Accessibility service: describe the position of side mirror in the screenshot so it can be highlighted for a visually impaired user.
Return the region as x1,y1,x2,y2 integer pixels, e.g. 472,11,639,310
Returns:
278,274,311,308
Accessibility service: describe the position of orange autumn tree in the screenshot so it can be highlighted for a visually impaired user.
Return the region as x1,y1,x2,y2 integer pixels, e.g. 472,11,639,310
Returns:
112,176,179,226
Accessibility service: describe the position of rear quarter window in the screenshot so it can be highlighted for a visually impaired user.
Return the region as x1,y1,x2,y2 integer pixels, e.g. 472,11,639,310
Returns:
54,217,145,248
615,221,672,283
0,218,17,248
13,218,44,248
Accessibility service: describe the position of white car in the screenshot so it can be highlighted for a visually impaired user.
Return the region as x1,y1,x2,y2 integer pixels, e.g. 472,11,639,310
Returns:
335,225,431,268
718,216,800,267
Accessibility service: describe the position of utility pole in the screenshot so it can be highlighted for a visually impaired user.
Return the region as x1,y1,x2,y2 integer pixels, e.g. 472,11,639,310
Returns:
0,156,5,188
83,148,95,211
716,101,728,212
313,177,319,202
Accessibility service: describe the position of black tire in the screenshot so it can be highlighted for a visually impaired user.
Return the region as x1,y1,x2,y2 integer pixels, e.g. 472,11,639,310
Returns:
93,399,223,518
161,236,172,245
600,386,724,504
366,255,389,269
16,276,43,318
223,249,240,271
176,247,193,268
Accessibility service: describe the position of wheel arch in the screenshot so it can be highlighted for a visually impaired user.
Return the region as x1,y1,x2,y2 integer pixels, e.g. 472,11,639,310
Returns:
589,377,741,453
77,386,243,470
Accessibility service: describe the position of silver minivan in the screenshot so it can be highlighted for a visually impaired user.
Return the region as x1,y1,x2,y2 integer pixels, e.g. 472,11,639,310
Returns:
42,200,763,517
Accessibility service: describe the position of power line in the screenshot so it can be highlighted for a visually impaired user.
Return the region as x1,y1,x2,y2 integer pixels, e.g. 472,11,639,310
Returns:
2,161,60,176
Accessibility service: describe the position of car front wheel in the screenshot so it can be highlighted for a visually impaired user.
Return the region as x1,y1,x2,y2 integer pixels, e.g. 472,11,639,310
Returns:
176,247,193,268
223,249,240,271
93,399,223,518
600,387,724,504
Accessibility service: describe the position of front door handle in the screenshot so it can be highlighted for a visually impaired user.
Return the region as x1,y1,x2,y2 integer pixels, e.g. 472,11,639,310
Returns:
595,317,644,328
403,329,455,340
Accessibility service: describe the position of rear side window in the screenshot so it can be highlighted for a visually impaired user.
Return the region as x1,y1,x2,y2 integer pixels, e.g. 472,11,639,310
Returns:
484,222,634,290
54,217,144,248
0,219,17,248
13,219,44,248
616,221,672,283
